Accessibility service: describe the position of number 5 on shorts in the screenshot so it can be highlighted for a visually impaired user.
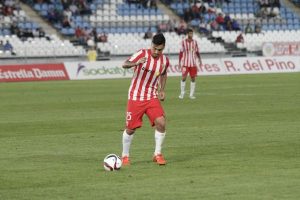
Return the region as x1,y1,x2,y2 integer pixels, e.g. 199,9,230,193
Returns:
126,112,132,121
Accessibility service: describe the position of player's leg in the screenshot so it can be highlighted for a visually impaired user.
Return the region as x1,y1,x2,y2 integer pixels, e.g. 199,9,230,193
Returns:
122,100,145,165
121,128,135,165
189,67,197,99
179,66,188,99
154,116,166,154
146,99,167,165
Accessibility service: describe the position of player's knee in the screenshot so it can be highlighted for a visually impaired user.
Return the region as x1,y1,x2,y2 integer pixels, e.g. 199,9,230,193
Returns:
155,117,166,132
126,128,135,135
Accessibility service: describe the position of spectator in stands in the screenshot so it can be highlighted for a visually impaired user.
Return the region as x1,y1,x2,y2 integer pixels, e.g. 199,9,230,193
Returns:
254,23,262,33
215,13,225,30
78,1,92,15
144,27,153,39
177,19,187,35
256,7,269,18
191,2,200,19
269,7,280,17
81,26,91,44
150,0,158,10
3,40,15,55
244,22,253,34
17,29,25,41
63,8,72,22
271,0,281,8
32,28,39,38
215,0,224,8
3,4,14,16
166,19,176,32
235,32,244,43
0,40,4,53
210,19,220,31
47,7,62,23
90,27,97,43
24,28,34,38
183,8,193,22
231,19,241,31
224,13,231,25
259,0,270,8
69,3,79,15
61,0,70,10
62,16,71,28
157,22,166,33
10,22,19,35
198,2,206,15
38,28,46,38
75,26,85,45
98,32,108,43
199,19,210,35
225,20,233,31
141,0,150,8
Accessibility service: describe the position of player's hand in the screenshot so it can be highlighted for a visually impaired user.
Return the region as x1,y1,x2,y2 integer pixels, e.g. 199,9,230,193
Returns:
159,91,165,101
136,57,147,65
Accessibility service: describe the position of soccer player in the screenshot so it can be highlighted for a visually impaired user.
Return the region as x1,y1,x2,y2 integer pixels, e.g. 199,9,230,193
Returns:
121,33,170,166
178,28,202,99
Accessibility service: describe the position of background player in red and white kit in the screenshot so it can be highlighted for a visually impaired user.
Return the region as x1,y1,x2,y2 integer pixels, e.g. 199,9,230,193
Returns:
178,28,202,99
121,33,170,166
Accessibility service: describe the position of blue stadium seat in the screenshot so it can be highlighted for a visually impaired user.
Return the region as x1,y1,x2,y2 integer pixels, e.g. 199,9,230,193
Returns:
34,4,41,11
41,3,48,11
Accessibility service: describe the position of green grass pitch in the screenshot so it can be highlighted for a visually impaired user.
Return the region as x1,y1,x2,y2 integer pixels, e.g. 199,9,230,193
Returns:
1,73,300,200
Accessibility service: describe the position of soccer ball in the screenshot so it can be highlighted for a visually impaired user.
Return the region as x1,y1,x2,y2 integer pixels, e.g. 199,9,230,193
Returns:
103,154,122,171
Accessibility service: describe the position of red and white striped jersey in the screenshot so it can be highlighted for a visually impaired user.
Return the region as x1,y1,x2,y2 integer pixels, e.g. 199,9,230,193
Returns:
127,49,170,101
179,39,200,67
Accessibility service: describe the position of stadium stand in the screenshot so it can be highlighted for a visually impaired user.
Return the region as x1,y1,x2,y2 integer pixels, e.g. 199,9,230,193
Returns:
291,0,300,7
26,0,226,56
1,0,300,59
162,0,300,56
0,0,86,58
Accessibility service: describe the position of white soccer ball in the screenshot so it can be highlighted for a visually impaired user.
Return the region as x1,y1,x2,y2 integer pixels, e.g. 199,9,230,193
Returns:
103,154,122,171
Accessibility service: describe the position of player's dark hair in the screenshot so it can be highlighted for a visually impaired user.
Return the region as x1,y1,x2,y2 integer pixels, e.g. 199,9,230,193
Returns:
186,28,193,34
152,33,165,45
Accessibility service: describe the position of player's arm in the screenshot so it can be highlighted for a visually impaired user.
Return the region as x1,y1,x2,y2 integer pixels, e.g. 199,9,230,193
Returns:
196,43,202,66
179,41,183,66
158,73,167,101
196,51,202,66
158,61,168,101
179,51,183,65
122,57,147,69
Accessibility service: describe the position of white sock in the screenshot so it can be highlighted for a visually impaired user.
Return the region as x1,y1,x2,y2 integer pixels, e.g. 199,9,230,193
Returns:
122,130,133,157
154,129,166,155
190,82,196,97
180,80,186,95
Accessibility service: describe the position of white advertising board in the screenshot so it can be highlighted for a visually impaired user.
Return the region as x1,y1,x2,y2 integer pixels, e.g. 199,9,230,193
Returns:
64,56,300,80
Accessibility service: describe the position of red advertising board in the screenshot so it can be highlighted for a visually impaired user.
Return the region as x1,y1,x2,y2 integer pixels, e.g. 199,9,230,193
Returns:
0,63,70,82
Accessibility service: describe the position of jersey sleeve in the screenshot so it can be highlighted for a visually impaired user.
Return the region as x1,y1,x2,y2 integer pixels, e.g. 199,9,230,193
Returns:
128,49,145,63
